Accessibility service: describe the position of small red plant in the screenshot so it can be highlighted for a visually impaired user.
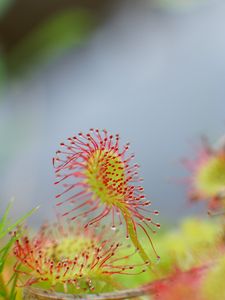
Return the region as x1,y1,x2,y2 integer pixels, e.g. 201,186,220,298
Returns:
13,221,147,291
150,267,207,300
182,138,225,212
53,129,160,265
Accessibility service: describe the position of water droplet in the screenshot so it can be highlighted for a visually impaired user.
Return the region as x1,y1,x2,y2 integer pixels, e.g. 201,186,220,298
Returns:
156,256,161,264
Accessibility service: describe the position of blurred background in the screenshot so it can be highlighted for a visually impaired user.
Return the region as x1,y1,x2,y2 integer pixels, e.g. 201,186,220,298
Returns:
0,0,225,226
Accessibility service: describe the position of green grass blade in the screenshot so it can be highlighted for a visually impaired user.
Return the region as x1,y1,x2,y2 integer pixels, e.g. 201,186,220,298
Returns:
0,205,39,239
0,198,14,235
8,269,19,299
0,238,15,272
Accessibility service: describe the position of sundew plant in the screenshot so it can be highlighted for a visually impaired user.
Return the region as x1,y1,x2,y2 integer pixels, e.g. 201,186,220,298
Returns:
53,129,160,265
14,220,149,292
182,136,225,212
1,130,225,299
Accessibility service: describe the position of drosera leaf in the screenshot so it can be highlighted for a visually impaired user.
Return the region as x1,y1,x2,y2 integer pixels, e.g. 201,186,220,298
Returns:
13,220,146,292
53,129,160,267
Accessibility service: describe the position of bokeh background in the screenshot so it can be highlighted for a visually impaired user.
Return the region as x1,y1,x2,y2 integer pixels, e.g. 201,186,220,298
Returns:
0,0,225,226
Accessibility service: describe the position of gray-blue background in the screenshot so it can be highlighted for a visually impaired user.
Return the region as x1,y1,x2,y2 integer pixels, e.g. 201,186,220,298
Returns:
1,0,225,226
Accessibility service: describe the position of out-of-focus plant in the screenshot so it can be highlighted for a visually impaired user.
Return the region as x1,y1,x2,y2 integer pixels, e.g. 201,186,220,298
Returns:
202,254,225,300
182,136,225,212
146,133,225,300
149,266,207,300
0,0,14,17
156,218,222,276
14,220,148,293
0,199,38,299
5,8,95,75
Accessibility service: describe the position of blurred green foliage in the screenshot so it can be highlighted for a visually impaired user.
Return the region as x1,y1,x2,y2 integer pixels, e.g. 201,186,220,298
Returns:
202,254,225,300
0,0,14,17
115,217,222,289
4,8,95,75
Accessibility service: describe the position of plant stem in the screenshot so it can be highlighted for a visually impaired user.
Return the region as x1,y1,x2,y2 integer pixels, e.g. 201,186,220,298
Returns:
123,213,153,269
23,263,211,299
23,286,147,300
